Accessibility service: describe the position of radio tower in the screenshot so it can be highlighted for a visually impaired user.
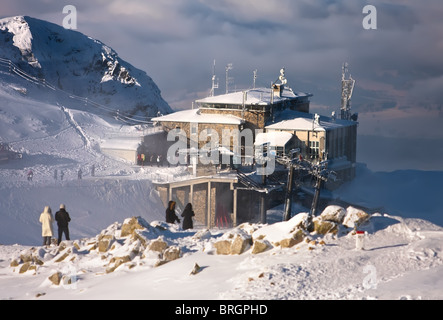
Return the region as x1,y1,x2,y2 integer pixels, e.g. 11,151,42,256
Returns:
340,63,355,120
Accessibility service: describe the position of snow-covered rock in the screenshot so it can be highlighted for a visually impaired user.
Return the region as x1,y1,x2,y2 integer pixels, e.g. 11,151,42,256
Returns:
320,205,346,223
343,206,371,229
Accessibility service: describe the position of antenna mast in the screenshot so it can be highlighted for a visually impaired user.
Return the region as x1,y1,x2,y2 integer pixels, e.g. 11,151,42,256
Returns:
210,59,219,97
340,63,355,120
253,69,258,89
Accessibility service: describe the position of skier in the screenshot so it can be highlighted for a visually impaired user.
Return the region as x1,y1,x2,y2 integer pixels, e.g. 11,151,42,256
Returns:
55,204,71,245
78,168,82,180
165,201,180,224
39,206,54,247
181,203,195,230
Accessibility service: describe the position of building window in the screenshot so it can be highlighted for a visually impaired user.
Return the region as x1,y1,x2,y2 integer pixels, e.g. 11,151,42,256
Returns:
309,141,319,159
191,123,198,135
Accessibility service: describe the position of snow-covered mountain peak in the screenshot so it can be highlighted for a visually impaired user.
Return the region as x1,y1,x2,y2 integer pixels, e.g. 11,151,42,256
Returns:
0,16,172,118
0,16,40,68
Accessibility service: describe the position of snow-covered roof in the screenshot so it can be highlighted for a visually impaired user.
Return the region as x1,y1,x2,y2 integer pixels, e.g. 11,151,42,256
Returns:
101,138,140,151
152,109,244,125
254,131,293,147
196,87,311,106
266,110,357,132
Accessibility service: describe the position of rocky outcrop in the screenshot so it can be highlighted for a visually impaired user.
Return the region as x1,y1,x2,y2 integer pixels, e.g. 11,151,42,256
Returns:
214,229,252,255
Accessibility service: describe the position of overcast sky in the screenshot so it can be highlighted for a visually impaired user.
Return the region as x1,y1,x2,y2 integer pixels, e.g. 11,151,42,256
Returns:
1,0,443,170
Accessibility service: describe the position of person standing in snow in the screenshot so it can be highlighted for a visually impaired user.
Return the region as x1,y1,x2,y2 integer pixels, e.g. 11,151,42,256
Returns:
39,206,54,247
165,200,180,224
55,204,71,245
181,203,195,230
27,169,33,181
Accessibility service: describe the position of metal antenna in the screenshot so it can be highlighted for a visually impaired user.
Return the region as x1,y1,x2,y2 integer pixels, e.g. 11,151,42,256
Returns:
253,69,258,89
210,59,219,97
225,63,233,94
341,62,355,120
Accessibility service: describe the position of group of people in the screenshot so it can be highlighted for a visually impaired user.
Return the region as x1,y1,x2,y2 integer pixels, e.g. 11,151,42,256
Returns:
39,200,195,247
39,204,71,247
137,153,167,167
38,201,195,248
166,201,194,230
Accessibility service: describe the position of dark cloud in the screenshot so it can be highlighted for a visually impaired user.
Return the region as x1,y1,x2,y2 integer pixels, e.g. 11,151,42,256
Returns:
1,0,443,136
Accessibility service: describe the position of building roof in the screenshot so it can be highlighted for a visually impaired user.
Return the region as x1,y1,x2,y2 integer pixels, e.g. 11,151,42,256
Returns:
152,109,244,125
195,87,312,106
100,138,141,151
254,131,293,147
266,110,357,132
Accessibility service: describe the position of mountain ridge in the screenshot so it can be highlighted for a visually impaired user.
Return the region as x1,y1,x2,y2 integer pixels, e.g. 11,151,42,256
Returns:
0,15,172,118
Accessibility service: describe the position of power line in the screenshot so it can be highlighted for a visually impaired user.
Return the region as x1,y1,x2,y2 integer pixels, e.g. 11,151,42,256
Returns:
0,57,155,125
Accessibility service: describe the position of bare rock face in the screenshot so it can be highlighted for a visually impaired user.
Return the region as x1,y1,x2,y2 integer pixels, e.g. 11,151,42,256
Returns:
279,229,305,248
98,234,115,253
313,219,338,235
148,237,168,252
230,234,251,255
120,216,149,237
48,272,63,285
251,239,271,254
164,246,181,261
214,240,232,255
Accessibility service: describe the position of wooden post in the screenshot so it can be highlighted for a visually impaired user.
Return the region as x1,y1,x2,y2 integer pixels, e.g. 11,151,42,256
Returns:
207,181,211,228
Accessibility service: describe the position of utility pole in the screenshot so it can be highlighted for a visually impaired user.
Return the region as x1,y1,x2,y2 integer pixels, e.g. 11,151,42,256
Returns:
303,161,337,231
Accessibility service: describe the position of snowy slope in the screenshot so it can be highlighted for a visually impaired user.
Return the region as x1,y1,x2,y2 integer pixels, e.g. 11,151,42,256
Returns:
0,210,442,301
0,86,442,300
0,16,172,118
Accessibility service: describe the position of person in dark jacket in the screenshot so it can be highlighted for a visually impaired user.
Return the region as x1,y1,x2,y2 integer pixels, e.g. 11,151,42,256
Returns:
165,201,180,224
55,204,71,245
181,203,195,230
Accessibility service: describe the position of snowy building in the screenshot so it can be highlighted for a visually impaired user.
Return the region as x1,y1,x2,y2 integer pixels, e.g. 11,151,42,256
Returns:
151,68,359,227
266,111,358,183
194,85,312,130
